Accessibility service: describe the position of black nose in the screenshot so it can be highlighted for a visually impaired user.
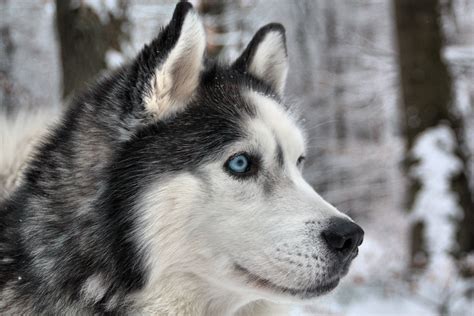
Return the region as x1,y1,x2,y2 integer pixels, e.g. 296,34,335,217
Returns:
321,217,364,255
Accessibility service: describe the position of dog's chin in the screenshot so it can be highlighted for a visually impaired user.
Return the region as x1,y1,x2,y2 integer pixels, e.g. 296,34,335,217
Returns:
233,252,357,300
234,264,341,300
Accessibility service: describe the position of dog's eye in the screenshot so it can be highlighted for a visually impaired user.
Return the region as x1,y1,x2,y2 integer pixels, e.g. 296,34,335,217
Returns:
226,154,251,174
297,155,306,166
225,153,259,178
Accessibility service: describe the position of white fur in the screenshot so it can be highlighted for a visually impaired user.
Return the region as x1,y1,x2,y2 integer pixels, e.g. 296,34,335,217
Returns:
81,274,108,304
248,31,288,95
130,91,349,315
131,173,295,315
0,108,60,201
144,11,206,120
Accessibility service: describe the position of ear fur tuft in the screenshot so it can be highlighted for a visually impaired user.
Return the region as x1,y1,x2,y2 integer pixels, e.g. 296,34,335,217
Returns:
233,23,288,96
143,2,206,119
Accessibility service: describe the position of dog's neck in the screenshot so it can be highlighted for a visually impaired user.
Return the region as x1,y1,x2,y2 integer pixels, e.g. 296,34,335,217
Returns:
131,271,291,316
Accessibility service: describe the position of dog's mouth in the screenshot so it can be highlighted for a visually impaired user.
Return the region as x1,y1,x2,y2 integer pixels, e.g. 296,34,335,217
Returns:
234,264,340,299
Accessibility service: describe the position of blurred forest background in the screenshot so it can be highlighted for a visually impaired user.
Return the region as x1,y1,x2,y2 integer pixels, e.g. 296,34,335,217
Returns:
1,0,473,315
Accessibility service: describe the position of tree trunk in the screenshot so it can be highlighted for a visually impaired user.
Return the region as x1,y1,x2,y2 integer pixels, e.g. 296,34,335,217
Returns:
394,0,473,276
55,0,128,100
0,0,14,114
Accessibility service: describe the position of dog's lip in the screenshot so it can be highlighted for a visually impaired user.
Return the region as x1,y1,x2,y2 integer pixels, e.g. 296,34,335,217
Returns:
234,264,340,298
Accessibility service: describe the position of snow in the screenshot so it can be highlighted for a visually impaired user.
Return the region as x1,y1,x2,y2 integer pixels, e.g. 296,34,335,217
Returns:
410,125,461,274
328,295,436,316
444,46,474,66
105,49,125,69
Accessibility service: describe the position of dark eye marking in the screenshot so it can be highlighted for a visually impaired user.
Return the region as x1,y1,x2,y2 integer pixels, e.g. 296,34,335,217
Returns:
297,155,306,166
276,143,284,166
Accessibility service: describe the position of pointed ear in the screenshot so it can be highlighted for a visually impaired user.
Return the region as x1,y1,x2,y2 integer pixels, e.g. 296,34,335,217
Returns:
232,23,288,96
143,2,205,119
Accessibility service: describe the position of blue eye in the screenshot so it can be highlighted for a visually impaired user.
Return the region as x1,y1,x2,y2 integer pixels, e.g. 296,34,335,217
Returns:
227,154,250,174
225,152,259,178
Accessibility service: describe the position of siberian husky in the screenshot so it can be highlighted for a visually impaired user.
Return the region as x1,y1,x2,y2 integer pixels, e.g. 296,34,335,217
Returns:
0,2,363,315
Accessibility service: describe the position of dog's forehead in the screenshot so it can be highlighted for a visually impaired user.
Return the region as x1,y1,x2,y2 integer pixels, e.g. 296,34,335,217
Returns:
245,90,305,158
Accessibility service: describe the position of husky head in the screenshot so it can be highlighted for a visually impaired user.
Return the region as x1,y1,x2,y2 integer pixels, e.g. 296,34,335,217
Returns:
109,2,364,304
